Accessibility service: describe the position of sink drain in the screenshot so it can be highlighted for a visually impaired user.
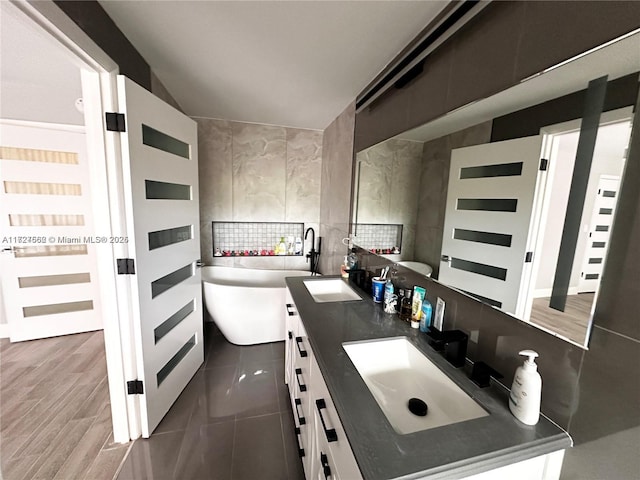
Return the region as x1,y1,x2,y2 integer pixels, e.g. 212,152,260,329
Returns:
408,397,428,416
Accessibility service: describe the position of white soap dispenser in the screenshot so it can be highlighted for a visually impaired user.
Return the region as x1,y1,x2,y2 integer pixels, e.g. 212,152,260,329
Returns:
509,350,542,425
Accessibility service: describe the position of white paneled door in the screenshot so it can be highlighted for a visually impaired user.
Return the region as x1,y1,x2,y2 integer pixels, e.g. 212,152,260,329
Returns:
439,136,544,317
0,121,103,342
577,175,620,293
117,76,203,437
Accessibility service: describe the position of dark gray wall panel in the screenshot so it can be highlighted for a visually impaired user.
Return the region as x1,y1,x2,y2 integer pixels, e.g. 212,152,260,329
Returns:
355,1,640,151
406,44,453,133
445,2,523,112
491,74,638,142
515,1,640,81
54,1,151,89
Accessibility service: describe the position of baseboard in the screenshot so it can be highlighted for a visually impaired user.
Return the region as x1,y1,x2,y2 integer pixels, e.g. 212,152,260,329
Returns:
0,324,10,339
533,287,579,299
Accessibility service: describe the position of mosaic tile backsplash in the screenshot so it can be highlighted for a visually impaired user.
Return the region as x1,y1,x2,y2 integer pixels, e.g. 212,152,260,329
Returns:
212,222,304,256
352,223,402,253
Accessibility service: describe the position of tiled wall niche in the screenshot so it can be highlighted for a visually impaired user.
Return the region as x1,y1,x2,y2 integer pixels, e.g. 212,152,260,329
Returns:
351,223,402,254
212,221,304,256
197,118,322,270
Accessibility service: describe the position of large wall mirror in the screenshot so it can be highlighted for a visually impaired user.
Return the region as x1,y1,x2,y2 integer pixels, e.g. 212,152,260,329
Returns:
352,31,639,349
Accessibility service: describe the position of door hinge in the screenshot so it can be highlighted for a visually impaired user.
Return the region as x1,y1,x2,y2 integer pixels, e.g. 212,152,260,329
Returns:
117,258,136,275
106,112,126,132
525,251,534,263
539,158,549,171
127,380,144,395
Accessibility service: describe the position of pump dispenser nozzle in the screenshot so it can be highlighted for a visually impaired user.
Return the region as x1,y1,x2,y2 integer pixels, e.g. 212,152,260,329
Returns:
518,350,539,371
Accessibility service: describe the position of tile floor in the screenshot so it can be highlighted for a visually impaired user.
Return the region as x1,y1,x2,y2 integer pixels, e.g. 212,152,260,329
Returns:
117,323,304,480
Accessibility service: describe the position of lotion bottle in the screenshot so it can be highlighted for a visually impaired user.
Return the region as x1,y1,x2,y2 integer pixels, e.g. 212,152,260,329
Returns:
509,350,542,425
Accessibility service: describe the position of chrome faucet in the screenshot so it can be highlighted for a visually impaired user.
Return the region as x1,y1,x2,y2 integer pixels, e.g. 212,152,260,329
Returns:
305,227,320,275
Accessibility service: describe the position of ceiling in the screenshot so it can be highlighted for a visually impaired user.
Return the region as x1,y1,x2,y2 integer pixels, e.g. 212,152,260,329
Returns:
98,0,448,130
0,2,84,125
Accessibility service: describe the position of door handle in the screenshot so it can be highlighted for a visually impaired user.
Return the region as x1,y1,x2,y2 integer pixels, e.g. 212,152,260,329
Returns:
295,336,308,357
286,303,296,316
295,368,307,392
294,398,305,425
320,452,331,479
196,259,204,268
294,427,305,458
2,246,26,255
441,255,451,263
315,399,338,442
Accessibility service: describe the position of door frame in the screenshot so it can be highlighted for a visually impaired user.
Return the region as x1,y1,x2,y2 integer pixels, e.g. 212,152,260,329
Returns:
522,106,633,344
9,0,141,442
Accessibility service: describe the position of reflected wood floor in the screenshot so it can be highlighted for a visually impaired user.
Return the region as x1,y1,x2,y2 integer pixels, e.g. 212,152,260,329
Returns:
530,293,594,345
0,331,129,480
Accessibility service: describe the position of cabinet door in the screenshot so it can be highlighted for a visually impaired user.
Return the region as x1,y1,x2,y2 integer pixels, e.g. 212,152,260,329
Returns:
292,319,312,409
291,316,314,477
311,409,336,480
284,288,298,386
310,355,362,479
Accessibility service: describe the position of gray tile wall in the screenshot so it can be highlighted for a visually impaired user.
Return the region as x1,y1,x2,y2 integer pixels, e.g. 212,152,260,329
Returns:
415,121,492,277
355,138,423,258
196,118,322,270
318,102,356,275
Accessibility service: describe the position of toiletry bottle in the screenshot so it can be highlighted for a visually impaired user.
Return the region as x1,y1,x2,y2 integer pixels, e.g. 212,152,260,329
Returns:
287,236,295,255
411,286,425,329
384,279,394,302
341,255,350,278
400,289,412,322
278,237,286,255
419,297,433,333
383,279,395,313
347,250,358,270
294,236,303,255
397,288,406,317
509,350,542,425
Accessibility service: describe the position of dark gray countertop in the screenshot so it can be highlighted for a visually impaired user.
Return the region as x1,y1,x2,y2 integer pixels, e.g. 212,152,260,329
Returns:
286,276,572,480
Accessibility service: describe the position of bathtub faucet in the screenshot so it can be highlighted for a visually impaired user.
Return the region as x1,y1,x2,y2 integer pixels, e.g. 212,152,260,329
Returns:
305,227,320,275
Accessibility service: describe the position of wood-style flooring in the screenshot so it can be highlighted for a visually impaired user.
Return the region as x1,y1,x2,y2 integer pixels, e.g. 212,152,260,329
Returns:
0,330,129,480
529,292,594,345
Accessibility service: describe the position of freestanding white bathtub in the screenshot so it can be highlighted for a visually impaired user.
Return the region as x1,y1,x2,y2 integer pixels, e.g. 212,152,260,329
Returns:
202,266,312,345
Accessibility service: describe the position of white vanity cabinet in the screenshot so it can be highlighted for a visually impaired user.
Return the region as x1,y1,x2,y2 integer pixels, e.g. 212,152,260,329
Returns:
285,288,362,480
284,283,568,480
284,289,313,476
284,288,298,386
309,354,362,480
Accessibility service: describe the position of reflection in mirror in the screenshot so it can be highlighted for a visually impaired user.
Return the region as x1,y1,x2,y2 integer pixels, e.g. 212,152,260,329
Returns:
352,31,639,348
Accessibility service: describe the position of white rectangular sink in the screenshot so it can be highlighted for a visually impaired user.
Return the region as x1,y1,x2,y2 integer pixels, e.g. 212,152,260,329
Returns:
303,279,362,303
342,337,488,434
